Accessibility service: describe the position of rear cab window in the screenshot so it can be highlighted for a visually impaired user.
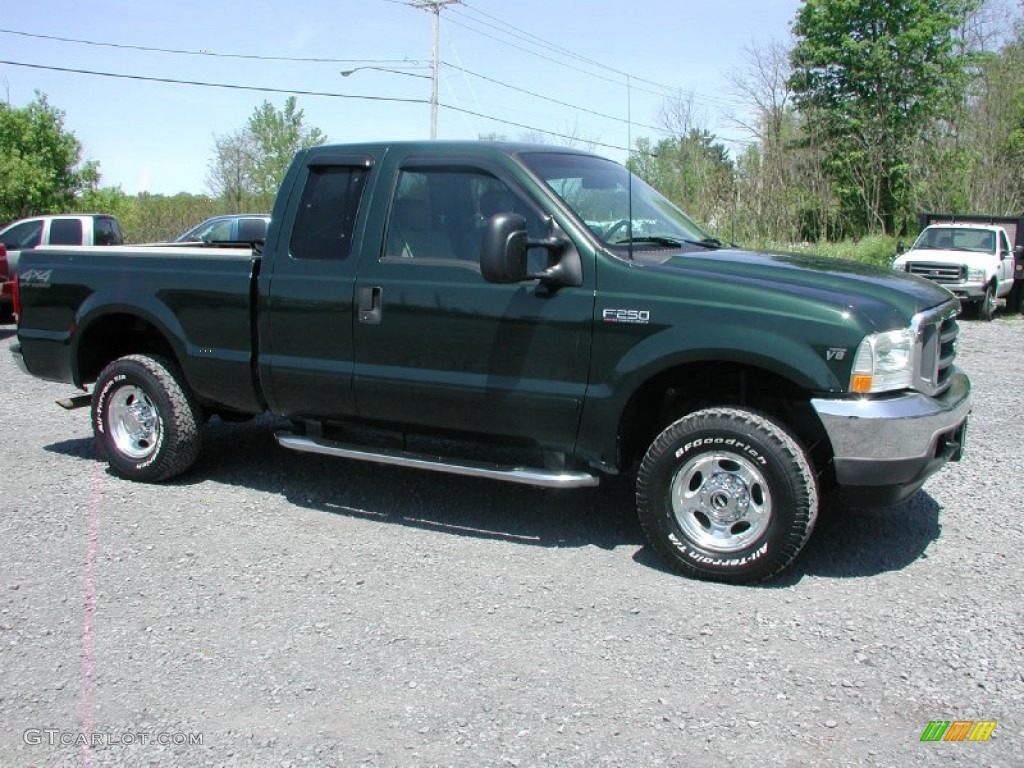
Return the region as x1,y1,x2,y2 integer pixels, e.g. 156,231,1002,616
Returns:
93,217,123,246
289,165,370,261
49,218,84,246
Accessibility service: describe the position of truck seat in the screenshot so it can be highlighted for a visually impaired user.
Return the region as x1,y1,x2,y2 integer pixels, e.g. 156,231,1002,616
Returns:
387,199,454,259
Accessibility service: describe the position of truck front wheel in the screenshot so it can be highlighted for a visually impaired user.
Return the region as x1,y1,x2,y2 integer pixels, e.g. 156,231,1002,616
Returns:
92,354,202,482
636,407,818,583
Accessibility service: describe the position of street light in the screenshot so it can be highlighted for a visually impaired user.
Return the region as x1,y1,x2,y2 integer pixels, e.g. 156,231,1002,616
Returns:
339,65,436,138
339,65,430,79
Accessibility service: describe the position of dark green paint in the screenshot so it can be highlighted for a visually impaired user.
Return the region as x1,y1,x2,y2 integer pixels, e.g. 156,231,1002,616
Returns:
15,141,956,471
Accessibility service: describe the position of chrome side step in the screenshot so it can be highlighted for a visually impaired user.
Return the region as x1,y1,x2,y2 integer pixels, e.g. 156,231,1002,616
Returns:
275,432,600,489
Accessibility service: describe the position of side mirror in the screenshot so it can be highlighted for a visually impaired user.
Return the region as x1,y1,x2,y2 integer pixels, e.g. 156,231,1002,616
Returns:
1015,244,1023,257
480,213,529,284
480,213,581,287
896,241,906,255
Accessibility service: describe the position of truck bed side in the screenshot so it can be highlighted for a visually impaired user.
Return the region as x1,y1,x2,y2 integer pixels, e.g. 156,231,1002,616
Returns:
16,245,263,414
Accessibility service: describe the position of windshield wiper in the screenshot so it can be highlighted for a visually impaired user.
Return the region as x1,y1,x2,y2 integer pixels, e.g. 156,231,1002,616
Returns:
611,235,725,250
690,236,723,248
611,236,686,248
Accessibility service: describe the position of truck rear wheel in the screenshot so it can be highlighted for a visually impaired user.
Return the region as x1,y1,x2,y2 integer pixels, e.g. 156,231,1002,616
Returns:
92,354,202,482
1006,281,1023,314
636,407,818,583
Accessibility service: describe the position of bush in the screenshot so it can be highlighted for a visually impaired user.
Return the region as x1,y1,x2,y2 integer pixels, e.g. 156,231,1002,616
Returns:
757,234,900,268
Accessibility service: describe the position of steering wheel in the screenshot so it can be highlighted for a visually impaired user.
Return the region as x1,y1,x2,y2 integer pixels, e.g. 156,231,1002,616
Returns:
603,219,631,241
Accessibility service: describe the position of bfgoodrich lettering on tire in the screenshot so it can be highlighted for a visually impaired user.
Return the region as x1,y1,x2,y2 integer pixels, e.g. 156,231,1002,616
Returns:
92,354,202,482
636,407,818,584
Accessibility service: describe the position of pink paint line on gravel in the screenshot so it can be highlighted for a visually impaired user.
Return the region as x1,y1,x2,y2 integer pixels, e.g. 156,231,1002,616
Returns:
80,461,103,768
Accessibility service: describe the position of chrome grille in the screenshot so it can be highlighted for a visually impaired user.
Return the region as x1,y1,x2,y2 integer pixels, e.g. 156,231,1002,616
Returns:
913,301,959,396
907,262,966,284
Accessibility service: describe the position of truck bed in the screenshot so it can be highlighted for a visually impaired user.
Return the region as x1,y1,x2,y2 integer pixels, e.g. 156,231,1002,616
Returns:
16,245,261,412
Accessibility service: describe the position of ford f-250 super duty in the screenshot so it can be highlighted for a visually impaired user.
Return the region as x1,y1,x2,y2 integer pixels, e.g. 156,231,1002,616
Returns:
10,141,971,583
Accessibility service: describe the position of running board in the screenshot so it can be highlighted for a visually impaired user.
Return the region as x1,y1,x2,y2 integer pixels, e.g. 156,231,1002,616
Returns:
275,432,600,489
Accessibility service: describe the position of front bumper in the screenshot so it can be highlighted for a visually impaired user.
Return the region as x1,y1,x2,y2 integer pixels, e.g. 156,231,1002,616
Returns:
944,281,986,302
811,371,971,505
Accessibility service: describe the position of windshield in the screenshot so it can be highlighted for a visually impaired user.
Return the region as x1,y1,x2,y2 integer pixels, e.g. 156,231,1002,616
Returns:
913,227,996,254
520,152,711,248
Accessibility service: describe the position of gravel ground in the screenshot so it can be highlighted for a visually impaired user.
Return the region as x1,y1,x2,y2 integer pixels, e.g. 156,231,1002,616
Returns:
0,310,1021,768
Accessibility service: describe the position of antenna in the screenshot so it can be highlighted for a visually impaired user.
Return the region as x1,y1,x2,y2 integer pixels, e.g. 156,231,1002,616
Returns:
409,0,461,139
627,73,634,262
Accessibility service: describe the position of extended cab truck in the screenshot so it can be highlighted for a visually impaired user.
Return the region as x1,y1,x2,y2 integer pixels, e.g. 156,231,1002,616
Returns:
894,213,1024,320
11,142,971,584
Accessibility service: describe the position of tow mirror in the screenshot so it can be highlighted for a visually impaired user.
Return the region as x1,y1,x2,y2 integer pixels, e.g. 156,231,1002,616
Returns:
480,213,580,287
896,241,906,255
480,213,529,284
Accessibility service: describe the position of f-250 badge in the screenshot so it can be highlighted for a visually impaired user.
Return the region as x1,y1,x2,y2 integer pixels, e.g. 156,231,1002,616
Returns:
603,308,650,325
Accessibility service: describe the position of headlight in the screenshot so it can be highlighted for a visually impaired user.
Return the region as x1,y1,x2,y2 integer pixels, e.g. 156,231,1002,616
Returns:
850,328,914,393
966,267,985,281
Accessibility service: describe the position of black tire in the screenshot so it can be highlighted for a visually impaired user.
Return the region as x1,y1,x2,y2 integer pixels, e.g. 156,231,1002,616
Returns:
636,407,818,584
979,284,996,322
1006,281,1023,315
91,354,202,482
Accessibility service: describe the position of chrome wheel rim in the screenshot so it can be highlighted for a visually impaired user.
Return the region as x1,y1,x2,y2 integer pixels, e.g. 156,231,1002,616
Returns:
107,384,161,460
670,452,772,552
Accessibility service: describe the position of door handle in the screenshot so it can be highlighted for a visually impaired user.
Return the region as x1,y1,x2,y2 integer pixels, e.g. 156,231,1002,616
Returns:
358,286,383,324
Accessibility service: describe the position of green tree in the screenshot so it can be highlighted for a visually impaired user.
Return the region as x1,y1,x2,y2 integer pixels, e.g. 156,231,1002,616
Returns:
962,35,1024,213
789,0,979,236
0,92,99,222
630,131,735,234
207,96,327,207
246,97,327,198
206,129,258,211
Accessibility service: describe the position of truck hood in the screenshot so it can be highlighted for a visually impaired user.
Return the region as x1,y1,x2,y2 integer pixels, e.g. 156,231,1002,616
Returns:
640,246,955,331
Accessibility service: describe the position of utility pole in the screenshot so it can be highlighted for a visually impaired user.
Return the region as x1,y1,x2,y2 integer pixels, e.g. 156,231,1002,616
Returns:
409,0,460,139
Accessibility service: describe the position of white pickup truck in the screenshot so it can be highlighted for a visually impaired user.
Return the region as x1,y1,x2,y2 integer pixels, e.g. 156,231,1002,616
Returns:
894,215,1024,321
0,214,124,322
0,213,124,278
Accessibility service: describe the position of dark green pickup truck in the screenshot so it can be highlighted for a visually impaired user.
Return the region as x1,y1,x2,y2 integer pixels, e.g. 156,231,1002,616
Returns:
11,141,971,583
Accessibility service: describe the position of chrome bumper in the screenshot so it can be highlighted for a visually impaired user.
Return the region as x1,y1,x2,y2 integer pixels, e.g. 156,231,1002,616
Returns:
812,371,971,489
946,282,986,301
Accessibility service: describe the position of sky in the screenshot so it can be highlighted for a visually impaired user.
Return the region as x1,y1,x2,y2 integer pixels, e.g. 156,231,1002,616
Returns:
0,0,803,196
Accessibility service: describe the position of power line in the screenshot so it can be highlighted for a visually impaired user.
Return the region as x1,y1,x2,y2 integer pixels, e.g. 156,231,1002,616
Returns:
0,27,421,65
0,59,429,104
0,58,641,152
453,4,624,77
440,61,669,135
453,2,747,110
1,22,739,139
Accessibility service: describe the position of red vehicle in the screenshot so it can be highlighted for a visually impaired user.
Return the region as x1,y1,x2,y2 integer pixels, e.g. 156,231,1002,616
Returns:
0,243,13,323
